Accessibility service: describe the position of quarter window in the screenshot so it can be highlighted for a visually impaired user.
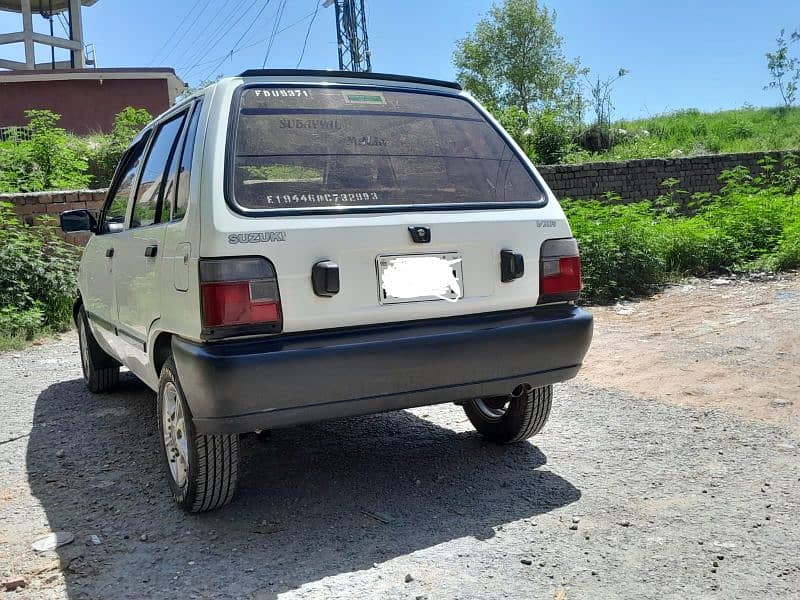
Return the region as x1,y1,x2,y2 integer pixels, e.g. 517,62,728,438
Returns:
101,135,149,234
163,100,202,222
131,113,186,228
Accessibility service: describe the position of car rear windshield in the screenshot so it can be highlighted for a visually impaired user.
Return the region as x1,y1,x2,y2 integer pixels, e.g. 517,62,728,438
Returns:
228,86,546,211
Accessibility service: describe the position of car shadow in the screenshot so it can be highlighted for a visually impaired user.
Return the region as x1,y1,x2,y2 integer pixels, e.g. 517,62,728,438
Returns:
27,375,580,599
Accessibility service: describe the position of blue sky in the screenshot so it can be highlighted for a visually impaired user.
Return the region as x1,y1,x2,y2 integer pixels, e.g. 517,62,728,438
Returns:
1,0,798,119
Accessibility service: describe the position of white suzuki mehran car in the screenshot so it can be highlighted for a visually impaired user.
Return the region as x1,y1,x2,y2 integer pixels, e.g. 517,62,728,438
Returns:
60,70,593,512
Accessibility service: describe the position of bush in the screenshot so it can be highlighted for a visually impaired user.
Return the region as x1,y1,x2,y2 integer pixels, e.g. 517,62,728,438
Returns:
653,217,732,275
529,111,575,164
577,123,613,153
0,306,44,345
562,200,667,303
563,178,800,303
0,110,91,193
700,193,788,265
0,202,79,343
82,107,152,188
0,107,152,193
495,107,577,164
771,219,800,270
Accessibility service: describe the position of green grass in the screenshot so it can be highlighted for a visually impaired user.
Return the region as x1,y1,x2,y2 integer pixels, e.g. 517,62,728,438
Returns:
564,105,800,163
0,333,29,352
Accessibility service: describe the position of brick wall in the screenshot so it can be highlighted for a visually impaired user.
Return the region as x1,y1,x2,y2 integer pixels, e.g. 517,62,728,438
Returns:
537,150,793,202
2,188,107,245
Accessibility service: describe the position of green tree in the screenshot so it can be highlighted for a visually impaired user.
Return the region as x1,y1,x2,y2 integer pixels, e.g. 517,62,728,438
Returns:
764,28,800,107
453,0,584,121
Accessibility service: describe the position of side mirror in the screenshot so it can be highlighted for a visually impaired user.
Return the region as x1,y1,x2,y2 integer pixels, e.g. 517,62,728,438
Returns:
60,209,96,233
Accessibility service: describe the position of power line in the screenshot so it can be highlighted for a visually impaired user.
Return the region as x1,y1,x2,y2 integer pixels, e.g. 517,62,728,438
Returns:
180,0,259,77
56,12,69,37
296,0,322,68
173,0,252,71
262,0,288,68
180,7,322,79
201,0,274,82
148,3,194,65
179,0,252,74
148,0,210,66
150,0,213,67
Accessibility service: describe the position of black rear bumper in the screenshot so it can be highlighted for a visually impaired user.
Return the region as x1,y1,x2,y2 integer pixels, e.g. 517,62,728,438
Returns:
172,306,593,434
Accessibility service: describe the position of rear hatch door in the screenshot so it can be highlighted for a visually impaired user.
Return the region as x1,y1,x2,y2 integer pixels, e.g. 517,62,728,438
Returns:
209,83,572,333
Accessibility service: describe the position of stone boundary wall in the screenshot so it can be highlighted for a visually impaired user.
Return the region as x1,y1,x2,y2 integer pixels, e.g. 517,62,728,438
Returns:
2,188,108,245
537,150,795,202
1,150,795,245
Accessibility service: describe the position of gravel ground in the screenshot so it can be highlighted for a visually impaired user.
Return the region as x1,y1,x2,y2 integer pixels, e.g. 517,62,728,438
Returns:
1,298,799,599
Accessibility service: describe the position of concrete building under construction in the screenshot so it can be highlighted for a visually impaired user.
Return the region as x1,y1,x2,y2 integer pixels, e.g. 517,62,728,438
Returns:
0,0,184,133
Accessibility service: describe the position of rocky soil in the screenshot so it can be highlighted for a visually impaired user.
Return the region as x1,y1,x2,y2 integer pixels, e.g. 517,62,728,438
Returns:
1,275,798,599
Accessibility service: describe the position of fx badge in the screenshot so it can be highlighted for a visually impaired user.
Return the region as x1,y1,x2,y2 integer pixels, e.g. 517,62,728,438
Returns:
408,226,431,244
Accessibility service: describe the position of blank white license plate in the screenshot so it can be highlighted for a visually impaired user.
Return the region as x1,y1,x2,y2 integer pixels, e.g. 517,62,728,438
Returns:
377,253,464,304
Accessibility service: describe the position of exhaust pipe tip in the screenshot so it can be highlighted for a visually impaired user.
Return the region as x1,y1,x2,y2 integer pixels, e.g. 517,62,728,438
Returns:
511,383,533,398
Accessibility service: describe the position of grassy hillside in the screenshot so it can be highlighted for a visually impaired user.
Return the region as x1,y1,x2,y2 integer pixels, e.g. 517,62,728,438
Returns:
566,106,800,163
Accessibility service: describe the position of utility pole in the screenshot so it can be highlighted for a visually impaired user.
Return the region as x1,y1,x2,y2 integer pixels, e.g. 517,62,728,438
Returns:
324,0,371,72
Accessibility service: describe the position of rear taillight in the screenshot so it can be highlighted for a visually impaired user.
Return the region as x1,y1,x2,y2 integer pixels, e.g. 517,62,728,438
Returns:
538,238,582,304
199,257,282,336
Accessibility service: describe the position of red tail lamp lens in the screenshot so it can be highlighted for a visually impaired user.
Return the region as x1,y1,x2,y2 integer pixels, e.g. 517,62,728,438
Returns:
199,258,281,331
538,238,582,304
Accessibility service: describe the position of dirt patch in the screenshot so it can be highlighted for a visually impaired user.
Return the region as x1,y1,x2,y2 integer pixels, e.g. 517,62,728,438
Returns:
580,272,800,435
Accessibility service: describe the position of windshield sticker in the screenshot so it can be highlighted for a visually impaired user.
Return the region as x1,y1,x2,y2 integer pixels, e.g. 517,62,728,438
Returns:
342,91,386,105
253,89,311,98
261,192,380,205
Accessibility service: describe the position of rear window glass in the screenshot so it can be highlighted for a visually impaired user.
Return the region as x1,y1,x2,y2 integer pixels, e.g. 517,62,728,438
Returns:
229,86,545,211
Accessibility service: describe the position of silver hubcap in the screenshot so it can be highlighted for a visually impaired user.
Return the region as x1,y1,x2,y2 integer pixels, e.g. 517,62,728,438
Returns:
162,382,189,488
473,396,510,420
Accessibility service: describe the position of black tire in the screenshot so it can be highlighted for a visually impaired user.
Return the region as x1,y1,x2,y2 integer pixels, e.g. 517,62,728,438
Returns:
463,384,553,444
157,357,239,512
77,306,119,393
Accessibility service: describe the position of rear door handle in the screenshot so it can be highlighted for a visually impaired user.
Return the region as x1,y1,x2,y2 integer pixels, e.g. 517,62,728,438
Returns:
105,247,114,258
144,245,158,258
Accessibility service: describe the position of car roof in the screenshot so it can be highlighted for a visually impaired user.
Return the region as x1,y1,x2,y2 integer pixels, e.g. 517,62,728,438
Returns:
236,69,462,91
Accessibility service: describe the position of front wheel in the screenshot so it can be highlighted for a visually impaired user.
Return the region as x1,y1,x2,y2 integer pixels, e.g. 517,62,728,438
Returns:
158,357,240,512
77,306,119,393
463,384,552,444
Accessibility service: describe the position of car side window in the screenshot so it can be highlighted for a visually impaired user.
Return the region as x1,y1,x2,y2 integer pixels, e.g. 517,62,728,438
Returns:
101,136,149,234
166,100,202,222
130,113,187,229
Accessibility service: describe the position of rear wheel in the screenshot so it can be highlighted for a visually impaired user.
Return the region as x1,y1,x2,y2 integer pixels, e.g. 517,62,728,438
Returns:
464,384,552,443
158,357,239,512
77,306,119,393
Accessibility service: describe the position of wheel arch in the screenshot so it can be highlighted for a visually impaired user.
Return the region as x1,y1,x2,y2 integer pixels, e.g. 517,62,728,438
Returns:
72,293,83,327
151,331,174,377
